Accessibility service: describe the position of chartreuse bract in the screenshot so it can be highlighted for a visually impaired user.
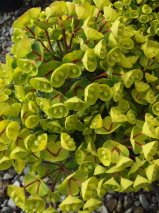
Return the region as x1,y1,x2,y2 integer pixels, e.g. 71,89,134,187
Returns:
0,0,159,212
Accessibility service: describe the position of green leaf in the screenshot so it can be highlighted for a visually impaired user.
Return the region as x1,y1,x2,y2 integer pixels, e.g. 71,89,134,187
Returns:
17,59,38,76
103,7,119,21
82,49,97,72
83,198,103,212
94,39,107,59
16,38,32,58
97,147,111,166
81,177,98,201
120,178,133,192
8,185,25,207
152,102,159,116
65,97,87,111
85,83,100,105
146,163,159,182
116,156,133,171
93,0,112,10
24,174,49,196
75,5,92,20
25,115,40,129
0,157,13,170
30,77,53,93
61,132,76,151
142,141,158,160
41,141,69,162
50,64,69,88
110,107,127,122
133,175,150,191
103,177,120,191
47,103,69,119
99,84,113,101
83,26,104,40
60,195,84,212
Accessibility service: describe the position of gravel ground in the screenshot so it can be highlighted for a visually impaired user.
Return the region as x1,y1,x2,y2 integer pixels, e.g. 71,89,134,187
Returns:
1,1,159,213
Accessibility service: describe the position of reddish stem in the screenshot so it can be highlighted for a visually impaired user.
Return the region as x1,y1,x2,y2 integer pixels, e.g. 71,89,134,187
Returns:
102,126,109,132
26,26,35,36
36,181,40,195
74,19,81,29
102,29,111,34
90,72,107,80
71,178,83,185
74,86,85,96
0,128,6,136
133,132,143,139
56,40,62,53
68,180,71,195
32,50,42,58
97,17,105,24
45,30,54,52
72,59,82,64
95,10,101,21
99,21,108,32
44,70,54,78
24,179,38,189
120,138,130,143
50,94,60,101
135,141,143,147
62,29,68,52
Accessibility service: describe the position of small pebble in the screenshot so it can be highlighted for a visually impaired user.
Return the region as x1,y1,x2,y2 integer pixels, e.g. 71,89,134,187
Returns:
139,194,149,209
13,181,20,187
116,200,123,212
124,196,133,210
7,198,16,208
149,203,158,212
124,207,134,213
3,173,13,180
97,205,109,213
133,206,144,213
107,190,116,195
1,206,11,212
134,201,140,206
105,194,114,202
106,199,117,212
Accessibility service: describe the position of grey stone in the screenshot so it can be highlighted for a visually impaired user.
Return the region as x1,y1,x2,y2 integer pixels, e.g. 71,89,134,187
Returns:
105,194,114,202
151,195,157,204
2,41,8,49
0,16,11,25
149,203,158,212
133,206,144,213
107,190,116,195
97,205,109,213
3,173,13,180
116,200,123,212
9,168,17,176
19,176,24,186
23,166,29,175
124,196,133,210
106,199,117,212
9,28,14,36
13,181,20,187
139,194,149,209
134,201,140,206
124,207,134,213
1,206,11,212
7,198,16,208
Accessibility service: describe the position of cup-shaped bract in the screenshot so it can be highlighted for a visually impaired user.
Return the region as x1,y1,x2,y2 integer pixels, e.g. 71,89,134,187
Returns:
50,64,69,88
85,83,100,105
81,177,98,201
59,195,84,212
82,49,97,72
83,198,103,212
61,132,76,151
30,77,53,93
47,103,69,118
65,97,87,111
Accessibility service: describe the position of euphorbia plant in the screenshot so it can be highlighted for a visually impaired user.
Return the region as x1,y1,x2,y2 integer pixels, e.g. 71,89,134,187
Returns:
1,0,159,212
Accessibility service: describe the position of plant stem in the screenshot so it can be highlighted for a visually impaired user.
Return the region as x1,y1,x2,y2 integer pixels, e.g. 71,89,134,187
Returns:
56,40,62,53
45,70,54,78
62,29,68,52
97,17,105,24
102,29,111,34
135,141,143,147
45,30,54,52
99,21,108,32
95,10,101,22
133,132,143,139
120,138,130,143
74,19,81,29
71,178,83,185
